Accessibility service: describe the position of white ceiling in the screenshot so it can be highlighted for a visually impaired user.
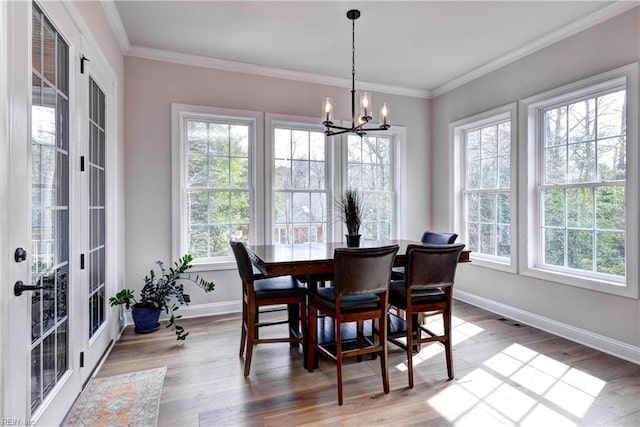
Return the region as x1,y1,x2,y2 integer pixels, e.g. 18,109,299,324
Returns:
110,1,633,97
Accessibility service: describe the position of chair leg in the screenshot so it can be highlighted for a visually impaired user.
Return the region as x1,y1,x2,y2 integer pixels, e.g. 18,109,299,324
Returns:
356,320,364,362
335,317,344,406
412,313,421,352
378,316,390,394
307,303,317,373
406,310,414,388
444,307,454,380
299,298,307,366
244,304,257,377
239,298,247,358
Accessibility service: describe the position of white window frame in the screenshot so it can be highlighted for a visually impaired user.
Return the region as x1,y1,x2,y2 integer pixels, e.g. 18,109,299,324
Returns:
519,64,639,298
264,113,333,245
339,123,406,241
451,103,518,273
171,103,264,270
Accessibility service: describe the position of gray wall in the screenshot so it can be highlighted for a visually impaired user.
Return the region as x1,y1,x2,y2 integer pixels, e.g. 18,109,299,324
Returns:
123,57,430,307
431,8,640,347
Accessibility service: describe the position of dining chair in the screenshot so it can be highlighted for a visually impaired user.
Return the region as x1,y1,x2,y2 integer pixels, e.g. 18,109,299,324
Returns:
230,240,308,377
387,243,465,388
307,245,399,405
391,231,458,280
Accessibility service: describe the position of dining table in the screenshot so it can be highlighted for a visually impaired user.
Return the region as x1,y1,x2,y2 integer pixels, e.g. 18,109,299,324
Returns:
246,239,471,358
247,239,470,278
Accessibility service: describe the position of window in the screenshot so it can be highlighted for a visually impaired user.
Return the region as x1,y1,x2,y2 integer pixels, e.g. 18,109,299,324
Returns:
540,90,626,276
520,64,638,297
173,107,404,266
272,124,328,244
465,121,511,258
268,116,404,245
172,104,263,267
452,104,517,272
347,134,394,240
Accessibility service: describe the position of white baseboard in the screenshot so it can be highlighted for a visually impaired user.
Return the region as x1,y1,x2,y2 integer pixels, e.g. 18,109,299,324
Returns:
455,289,640,365
124,300,242,326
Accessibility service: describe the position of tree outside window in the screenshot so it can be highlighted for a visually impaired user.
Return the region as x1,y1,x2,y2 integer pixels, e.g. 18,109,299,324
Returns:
347,134,393,241
185,120,251,257
540,89,626,277
464,120,511,260
273,127,327,244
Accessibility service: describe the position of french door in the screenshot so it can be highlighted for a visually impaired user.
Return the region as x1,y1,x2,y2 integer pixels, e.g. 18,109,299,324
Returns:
80,40,113,383
1,1,115,424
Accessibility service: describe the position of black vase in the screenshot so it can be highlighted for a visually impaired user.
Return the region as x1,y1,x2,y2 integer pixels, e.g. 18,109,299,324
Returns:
131,306,161,334
345,234,361,247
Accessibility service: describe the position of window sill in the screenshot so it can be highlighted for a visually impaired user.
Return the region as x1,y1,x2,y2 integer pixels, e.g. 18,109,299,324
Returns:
189,259,238,272
521,265,637,299
468,255,517,274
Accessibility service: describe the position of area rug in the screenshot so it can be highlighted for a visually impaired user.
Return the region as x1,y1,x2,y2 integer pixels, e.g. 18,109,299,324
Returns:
63,366,166,427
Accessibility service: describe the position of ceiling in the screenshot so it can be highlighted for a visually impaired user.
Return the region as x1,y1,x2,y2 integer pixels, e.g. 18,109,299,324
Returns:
111,1,631,97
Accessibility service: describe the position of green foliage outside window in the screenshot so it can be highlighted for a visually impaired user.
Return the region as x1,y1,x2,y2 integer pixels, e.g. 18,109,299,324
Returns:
541,89,626,277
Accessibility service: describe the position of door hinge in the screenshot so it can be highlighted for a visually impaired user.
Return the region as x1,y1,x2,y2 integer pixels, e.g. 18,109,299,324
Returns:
80,54,90,74
80,351,84,368
80,254,85,270
80,156,85,171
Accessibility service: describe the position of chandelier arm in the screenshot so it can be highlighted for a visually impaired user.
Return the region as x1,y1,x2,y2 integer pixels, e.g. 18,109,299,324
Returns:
324,128,352,137
324,124,351,131
358,125,391,132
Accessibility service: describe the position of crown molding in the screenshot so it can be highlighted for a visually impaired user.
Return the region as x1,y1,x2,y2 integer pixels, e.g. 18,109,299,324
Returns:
111,1,635,100
101,0,130,53
431,2,639,98
126,44,432,99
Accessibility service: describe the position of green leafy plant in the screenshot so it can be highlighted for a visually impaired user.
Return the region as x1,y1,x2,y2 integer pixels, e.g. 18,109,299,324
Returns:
109,254,215,340
335,188,364,235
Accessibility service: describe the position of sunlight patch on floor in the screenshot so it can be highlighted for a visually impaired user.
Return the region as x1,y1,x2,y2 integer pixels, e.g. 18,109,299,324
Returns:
428,342,606,424
394,315,484,372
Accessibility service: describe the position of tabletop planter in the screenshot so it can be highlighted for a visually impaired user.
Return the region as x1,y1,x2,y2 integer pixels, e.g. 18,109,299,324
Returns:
335,188,364,247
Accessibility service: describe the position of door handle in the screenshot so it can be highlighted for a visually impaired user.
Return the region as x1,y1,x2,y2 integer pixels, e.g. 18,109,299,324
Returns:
14,280,47,296
14,247,27,262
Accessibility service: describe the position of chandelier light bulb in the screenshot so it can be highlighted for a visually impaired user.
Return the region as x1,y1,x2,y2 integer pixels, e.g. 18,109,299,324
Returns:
380,103,389,126
323,97,334,123
360,92,371,119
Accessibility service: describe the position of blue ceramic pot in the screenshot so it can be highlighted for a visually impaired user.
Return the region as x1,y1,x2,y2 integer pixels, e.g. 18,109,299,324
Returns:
131,306,161,334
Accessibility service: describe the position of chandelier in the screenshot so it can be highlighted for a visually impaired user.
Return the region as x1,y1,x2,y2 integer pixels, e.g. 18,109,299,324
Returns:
322,9,390,137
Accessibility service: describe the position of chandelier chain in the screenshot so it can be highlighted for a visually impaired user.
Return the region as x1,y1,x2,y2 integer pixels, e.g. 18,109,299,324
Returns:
351,17,355,81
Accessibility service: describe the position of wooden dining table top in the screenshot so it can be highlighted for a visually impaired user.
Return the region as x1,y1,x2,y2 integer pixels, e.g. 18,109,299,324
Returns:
247,239,470,277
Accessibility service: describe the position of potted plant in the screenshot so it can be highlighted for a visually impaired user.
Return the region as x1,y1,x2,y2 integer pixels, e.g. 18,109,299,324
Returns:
109,254,215,340
335,188,364,247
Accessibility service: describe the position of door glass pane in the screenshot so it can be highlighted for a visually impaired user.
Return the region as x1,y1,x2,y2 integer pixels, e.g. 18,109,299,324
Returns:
88,78,106,338
31,4,70,411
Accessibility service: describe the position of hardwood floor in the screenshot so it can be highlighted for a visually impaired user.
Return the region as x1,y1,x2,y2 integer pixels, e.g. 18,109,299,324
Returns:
97,300,640,426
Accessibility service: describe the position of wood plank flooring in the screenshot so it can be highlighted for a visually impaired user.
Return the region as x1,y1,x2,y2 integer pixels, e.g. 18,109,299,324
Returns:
97,300,640,426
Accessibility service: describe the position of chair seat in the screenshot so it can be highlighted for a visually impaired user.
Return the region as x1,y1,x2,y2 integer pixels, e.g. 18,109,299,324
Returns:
254,275,306,299
389,280,446,307
311,287,380,311
390,266,405,280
